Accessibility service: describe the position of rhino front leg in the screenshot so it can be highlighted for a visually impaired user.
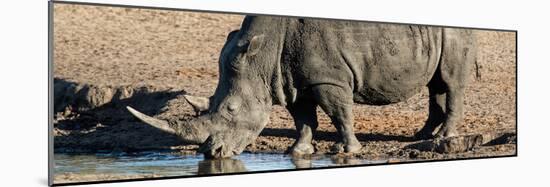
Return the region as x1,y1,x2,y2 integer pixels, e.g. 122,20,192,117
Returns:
287,100,318,155
313,84,362,153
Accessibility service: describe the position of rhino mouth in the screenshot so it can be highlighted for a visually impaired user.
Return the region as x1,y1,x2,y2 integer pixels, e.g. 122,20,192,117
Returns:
201,145,240,159
198,132,251,159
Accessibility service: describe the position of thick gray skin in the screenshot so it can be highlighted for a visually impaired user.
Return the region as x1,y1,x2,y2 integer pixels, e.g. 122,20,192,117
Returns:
128,16,476,158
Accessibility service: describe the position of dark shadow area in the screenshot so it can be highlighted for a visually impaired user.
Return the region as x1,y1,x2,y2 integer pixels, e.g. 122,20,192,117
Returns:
484,132,516,146
53,78,188,153
259,128,417,142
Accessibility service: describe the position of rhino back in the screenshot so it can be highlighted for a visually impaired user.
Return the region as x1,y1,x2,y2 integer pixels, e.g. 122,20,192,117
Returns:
286,19,443,105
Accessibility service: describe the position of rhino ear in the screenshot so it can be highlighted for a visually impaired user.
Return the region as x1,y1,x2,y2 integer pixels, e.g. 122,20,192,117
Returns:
183,95,210,115
247,34,265,56
227,30,239,41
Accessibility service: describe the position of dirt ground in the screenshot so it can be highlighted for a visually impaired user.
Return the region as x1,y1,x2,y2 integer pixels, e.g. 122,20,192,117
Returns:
53,3,516,165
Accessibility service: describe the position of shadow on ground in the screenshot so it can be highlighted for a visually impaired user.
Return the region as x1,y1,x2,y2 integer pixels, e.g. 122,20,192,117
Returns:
260,128,417,142
54,78,190,153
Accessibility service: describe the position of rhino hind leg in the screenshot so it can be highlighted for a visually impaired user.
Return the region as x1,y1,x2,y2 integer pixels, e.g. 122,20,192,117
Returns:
431,29,475,139
433,87,463,138
313,84,362,154
287,100,318,155
414,66,466,139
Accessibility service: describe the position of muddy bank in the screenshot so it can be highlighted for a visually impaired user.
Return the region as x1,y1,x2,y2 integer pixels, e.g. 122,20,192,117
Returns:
54,173,162,184
53,4,516,161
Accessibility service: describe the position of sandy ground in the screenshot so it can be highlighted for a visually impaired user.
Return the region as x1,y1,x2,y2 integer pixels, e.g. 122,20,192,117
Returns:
53,4,516,182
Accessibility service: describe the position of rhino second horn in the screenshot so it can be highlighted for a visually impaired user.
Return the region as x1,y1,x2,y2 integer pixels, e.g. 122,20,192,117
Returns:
183,95,210,114
126,106,177,134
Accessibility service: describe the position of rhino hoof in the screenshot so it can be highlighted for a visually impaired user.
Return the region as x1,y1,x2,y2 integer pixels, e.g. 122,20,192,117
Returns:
331,142,362,154
434,127,459,139
291,142,315,155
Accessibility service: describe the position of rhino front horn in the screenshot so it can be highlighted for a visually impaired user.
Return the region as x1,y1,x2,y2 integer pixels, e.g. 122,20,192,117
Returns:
126,106,177,134
183,95,210,114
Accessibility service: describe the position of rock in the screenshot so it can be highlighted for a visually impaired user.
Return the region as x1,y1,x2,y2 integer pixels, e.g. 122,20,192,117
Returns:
406,131,516,153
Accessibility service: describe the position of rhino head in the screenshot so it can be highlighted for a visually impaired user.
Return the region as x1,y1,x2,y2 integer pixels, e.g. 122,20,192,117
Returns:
127,17,286,159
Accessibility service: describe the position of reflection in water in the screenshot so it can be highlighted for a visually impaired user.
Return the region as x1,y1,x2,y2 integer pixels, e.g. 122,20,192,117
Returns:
198,159,247,174
291,156,312,169
330,156,362,165
54,152,386,179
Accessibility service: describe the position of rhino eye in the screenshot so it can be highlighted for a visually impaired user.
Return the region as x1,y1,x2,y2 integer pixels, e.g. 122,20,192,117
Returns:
228,54,246,71
228,103,239,112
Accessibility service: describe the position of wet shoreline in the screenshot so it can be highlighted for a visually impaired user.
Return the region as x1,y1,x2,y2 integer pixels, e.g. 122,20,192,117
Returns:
53,151,389,184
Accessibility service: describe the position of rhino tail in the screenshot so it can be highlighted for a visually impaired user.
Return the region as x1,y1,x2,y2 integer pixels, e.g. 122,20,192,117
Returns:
474,59,481,81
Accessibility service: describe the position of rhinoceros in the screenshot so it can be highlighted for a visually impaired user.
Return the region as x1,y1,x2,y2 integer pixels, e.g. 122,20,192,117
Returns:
127,15,476,159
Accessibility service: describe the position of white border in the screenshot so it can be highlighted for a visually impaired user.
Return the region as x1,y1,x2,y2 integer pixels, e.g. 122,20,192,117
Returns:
55,0,518,30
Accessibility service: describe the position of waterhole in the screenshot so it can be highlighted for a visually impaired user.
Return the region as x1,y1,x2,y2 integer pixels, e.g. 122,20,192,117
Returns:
54,152,387,178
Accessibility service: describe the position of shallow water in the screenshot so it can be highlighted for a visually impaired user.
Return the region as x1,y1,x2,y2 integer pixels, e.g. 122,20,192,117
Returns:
54,152,387,178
